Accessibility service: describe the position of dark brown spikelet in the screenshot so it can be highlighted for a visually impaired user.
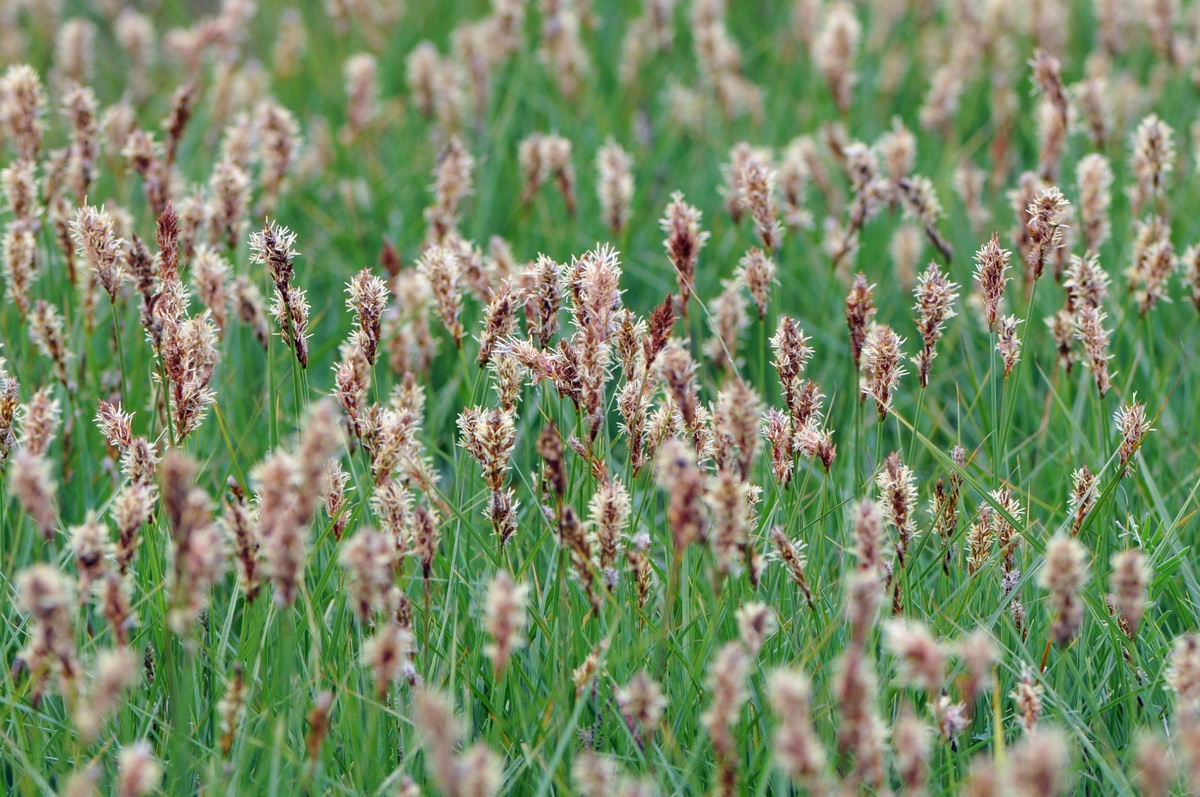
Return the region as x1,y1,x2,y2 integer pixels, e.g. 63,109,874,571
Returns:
538,420,567,505
156,202,179,283
844,274,876,371
126,235,157,329
305,691,334,763
161,81,199,168
930,445,965,574
770,525,813,607
559,504,600,612
660,191,709,320
380,237,402,278
643,296,676,370
524,254,563,348
218,664,247,758
657,439,706,555
478,280,517,366
654,341,699,435
232,277,270,350
250,221,309,368
346,268,389,366
1115,401,1152,476
412,504,441,583
223,480,260,602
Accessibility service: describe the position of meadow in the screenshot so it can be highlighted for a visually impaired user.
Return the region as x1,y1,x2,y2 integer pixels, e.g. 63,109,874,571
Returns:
2,0,1200,794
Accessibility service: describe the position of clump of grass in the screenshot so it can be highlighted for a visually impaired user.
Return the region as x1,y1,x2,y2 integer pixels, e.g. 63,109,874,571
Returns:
3,2,1200,795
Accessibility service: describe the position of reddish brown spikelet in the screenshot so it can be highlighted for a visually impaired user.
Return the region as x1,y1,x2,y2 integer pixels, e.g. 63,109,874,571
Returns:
346,268,389,366
735,248,776,320
20,387,61,457
192,246,230,334
656,438,705,555
1110,548,1149,639
884,618,945,691
1,65,46,160
29,300,72,388
484,570,529,677
339,526,396,622
15,563,78,699
702,640,751,796
767,667,828,791
10,449,58,540
113,482,155,573
597,138,634,237
660,191,709,318
770,525,813,606
1039,535,1089,646
223,480,260,601
654,340,699,433
1066,466,1098,537
1130,114,1175,217
844,274,876,370
877,451,918,568
425,135,475,245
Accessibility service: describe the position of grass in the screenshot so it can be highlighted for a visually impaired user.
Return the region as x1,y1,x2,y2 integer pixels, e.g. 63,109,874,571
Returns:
2,0,1200,794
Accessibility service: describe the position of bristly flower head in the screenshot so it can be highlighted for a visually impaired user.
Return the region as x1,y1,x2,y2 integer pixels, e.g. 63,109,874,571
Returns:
346,268,389,366
484,570,529,678
767,667,829,791
844,274,876,370
877,451,918,566
1114,399,1152,475
1025,186,1070,281
1,65,46,160
996,314,1022,376
884,618,946,692
860,324,906,419
116,740,162,797
912,261,959,387
249,220,299,293
1110,549,1149,639
1039,535,1089,646
597,138,634,237
661,191,709,319
973,233,1012,332
71,204,125,303
1168,634,1200,706
1130,114,1175,216
735,248,776,320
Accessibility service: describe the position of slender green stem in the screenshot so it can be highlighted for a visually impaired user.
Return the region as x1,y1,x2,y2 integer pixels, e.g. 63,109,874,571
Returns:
109,299,129,405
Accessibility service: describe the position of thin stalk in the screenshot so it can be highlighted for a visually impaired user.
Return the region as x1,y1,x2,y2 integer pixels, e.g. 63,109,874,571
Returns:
109,299,129,404
998,277,1041,476
907,384,927,463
